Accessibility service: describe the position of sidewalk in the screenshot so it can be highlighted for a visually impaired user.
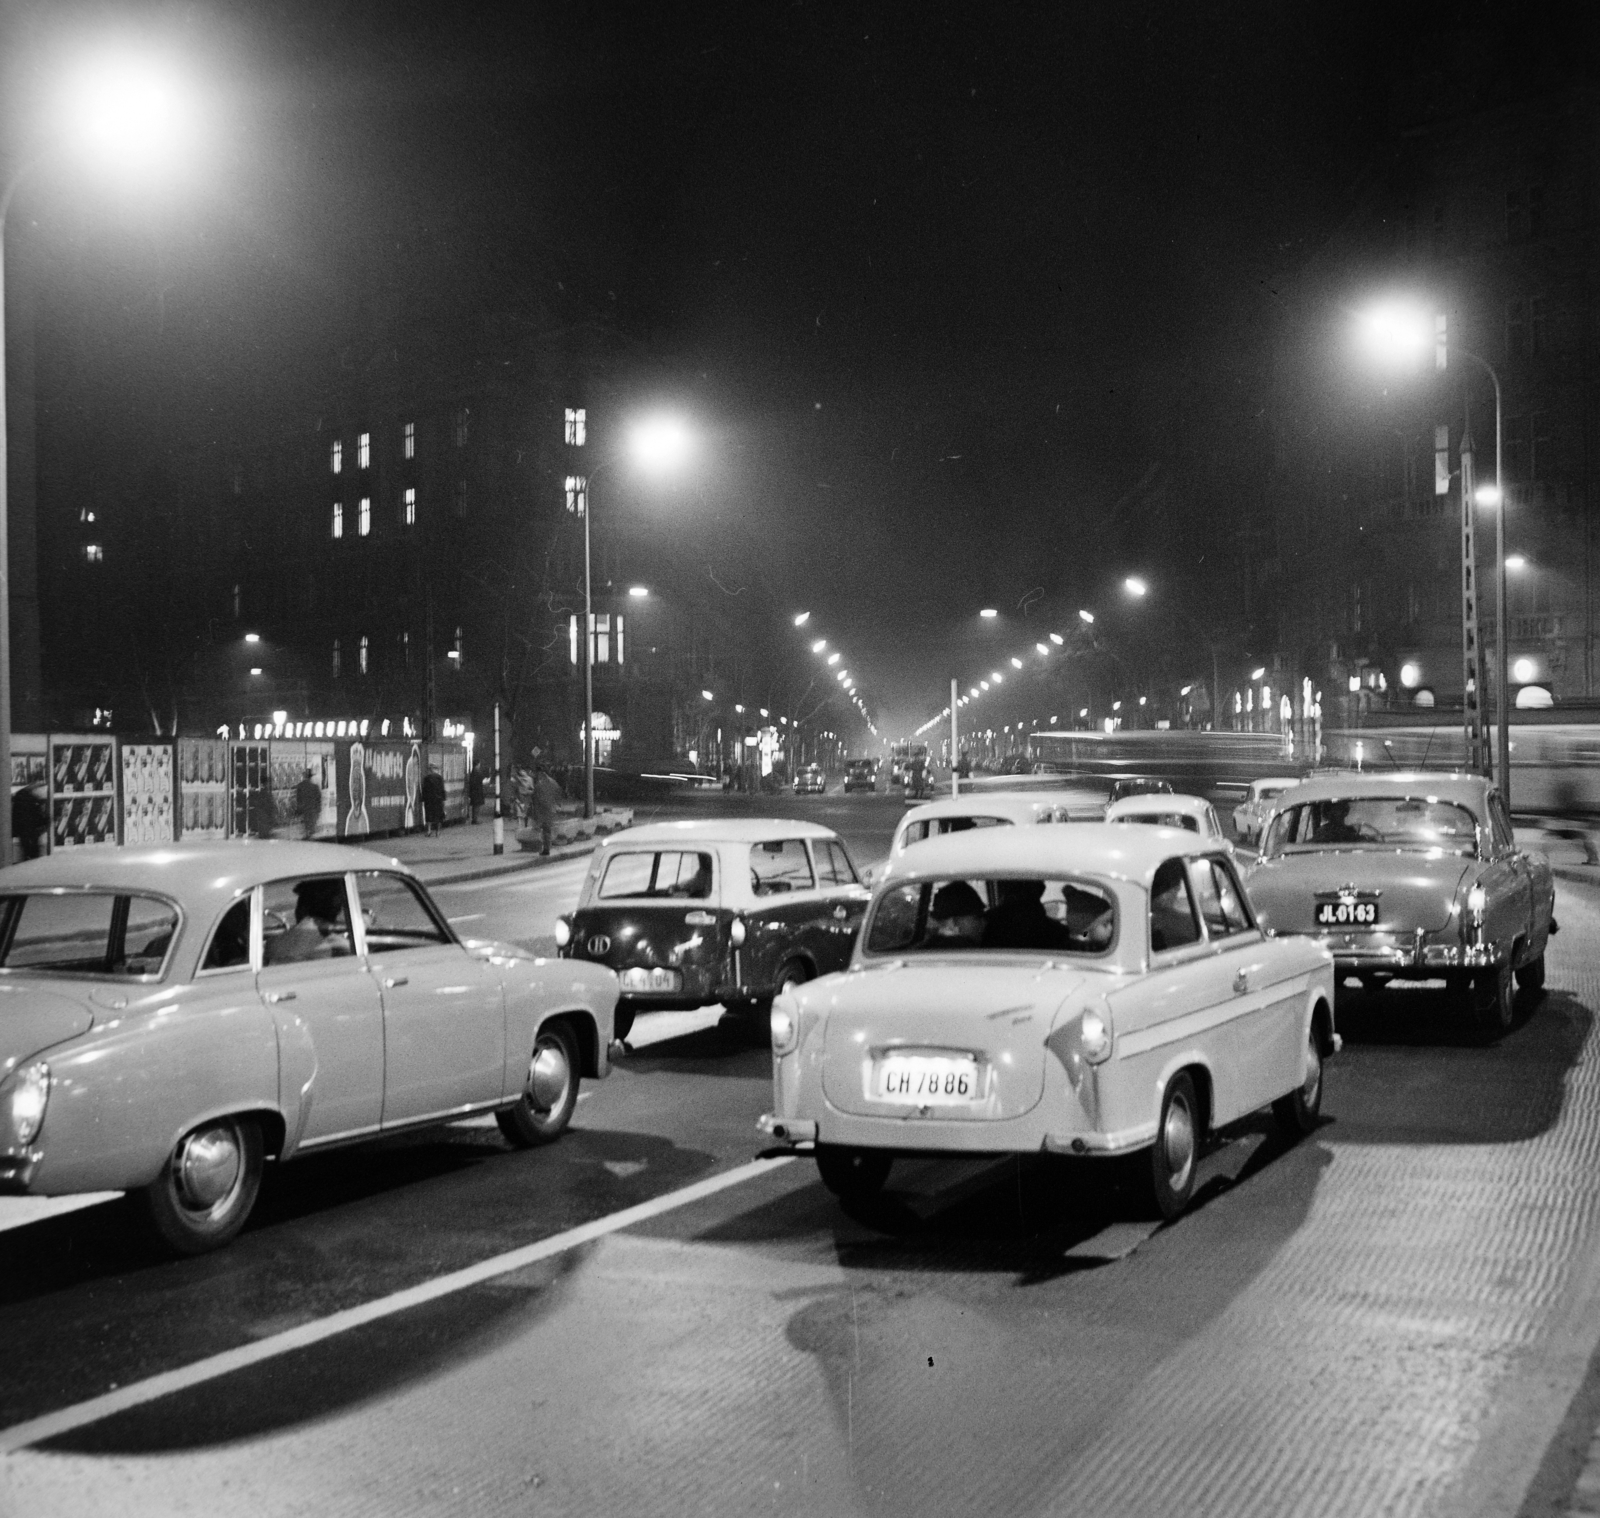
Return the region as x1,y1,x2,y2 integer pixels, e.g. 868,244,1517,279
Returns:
353,820,598,887
1515,823,1600,890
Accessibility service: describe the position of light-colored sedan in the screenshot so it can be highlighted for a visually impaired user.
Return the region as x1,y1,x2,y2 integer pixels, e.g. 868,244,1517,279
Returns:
759,825,1337,1219
1105,792,1229,844
0,841,617,1254
1233,778,1301,844
889,789,1105,858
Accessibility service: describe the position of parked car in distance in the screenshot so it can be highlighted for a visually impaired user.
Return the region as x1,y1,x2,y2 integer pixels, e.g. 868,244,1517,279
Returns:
0,842,617,1254
793,764,828,795
1233,777,1301,844
1243,771,1556,1033
1106,792,1229,846
843,759,880,793
760,824,1337,1219
889,790,1102,859
1107,776,1176,805
557,820,869,1040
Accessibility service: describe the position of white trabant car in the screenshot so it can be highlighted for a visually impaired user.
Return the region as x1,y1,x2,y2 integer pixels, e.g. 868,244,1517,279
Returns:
759,824,1336,1219
1233,778,1301,844
1105,792,1229,845
889,790,1104,859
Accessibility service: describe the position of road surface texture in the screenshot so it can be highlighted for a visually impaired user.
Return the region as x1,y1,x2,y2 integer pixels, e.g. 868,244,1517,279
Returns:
3,792,1600,1516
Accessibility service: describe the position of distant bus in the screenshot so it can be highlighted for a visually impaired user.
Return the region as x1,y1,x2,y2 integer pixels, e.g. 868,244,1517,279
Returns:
1017,729,1294,792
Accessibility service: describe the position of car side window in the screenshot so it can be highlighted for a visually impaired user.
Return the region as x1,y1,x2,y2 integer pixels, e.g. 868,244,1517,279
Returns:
901,820,930,848
1188,858,1252,938
262,875,356,965
201,896,253,972
354,872,453,952
750,840,815,895
1150,858,1202,953
814,839,859,886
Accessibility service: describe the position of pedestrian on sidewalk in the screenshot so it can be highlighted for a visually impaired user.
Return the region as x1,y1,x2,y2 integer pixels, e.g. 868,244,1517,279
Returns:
467,763,485,824
294,768,322,840
531,757,563,856
420,765,446,837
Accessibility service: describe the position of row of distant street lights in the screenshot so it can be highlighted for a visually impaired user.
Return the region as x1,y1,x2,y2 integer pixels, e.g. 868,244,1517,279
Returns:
789,612,878,737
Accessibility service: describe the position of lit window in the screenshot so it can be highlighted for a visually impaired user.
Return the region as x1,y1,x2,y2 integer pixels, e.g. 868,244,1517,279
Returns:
359,497,371,536
332,502,344,538
333,639,341,677
84,543,103,563
357,432,370,469
403,420,415,460
454,407,470,447
616,614,624,664
565,474,587,515
565,407,586,446
454,479,468,517
569,615,578,665
358,635,369,675
1434,426,1450,496
331,440,342,475
404,486,416,525
594,614,610,664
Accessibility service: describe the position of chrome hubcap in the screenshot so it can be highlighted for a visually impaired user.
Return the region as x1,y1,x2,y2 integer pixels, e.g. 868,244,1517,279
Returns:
528,1040,571,1113
175,1123,242,1211
1162,1094,1195,1192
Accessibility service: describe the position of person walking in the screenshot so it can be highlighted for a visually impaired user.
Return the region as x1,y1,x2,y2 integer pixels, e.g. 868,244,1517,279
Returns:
530,758,564,856
293,768,322,841
11,783,46,860
420,765,446,837
467,762,485,824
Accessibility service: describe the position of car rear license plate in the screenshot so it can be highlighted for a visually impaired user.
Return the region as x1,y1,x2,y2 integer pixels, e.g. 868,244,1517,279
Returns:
618,967,682,993
873,1053,981,1104
1315,896,1379,927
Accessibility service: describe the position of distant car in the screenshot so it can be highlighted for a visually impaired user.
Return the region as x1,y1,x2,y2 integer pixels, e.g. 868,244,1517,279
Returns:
760,825,1337,1220
1233,778,1301,844
1244,772,1557,1033
0,842,617,1254
557,820,869,1040
843,759,879,794
890,790,1103,858
1107,777,1175,805
1106,792,1229,846
793,765,828,795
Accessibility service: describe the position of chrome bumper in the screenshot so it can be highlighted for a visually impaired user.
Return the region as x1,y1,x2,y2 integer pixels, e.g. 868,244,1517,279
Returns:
758,1113,816,1146
1311,928,1501,973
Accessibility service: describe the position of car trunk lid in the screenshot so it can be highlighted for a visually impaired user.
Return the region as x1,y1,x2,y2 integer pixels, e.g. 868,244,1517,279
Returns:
1247,851,1470,935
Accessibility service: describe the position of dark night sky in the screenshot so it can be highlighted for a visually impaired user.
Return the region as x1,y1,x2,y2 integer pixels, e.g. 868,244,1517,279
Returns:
4,0,1568,735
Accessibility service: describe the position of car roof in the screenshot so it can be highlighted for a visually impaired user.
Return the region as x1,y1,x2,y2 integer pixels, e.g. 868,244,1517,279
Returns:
878,821,1221,888
1266,770,1489,809
600,818,842,846
898,792,1075,824
0,839,414,918
1105,793,1211,819
1251,777,1301,792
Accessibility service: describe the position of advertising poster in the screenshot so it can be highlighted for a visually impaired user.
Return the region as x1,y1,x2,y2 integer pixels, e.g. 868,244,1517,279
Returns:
120,743,176,845
49,735,119,849
177,737,230,838
341,739,420,836
269,740,339,839
426,742,469,824
11,734,46,791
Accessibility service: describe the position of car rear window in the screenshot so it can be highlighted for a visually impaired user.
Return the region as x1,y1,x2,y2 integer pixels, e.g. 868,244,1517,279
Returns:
750,840,814,895
900,815,1010,848
1112,811,1199,832
0,891,180,978
597,851,714,900
864,876,1115,957
1263,796,1479,856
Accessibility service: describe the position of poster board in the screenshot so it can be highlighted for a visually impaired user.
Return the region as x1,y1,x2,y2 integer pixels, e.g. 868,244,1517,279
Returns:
177,737,230,838
49,735,119,849
338,739,421,836
11,734,46,792
269,740,339,839
120,742,176,845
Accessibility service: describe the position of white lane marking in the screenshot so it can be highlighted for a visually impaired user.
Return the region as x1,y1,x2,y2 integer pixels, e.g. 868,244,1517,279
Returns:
0,1193,122,1235
432,863,588,895
620,1007,726,1049
0,1155,793,1454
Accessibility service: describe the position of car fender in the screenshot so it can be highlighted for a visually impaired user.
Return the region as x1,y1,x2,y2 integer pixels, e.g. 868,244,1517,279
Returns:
504,958,618,1087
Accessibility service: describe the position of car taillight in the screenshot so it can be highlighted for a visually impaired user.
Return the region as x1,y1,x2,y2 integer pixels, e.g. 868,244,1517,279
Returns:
6,1063,50,1147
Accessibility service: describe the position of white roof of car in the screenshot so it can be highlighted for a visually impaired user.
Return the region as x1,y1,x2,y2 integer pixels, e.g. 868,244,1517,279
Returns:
898,792,1077,825
601,818,842,846
1105,793,1212,823
878,821,1221,889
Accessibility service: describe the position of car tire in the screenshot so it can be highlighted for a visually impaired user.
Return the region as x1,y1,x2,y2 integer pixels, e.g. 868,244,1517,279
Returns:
612,1003,636,1042
140,1114,264,1256
1140,1072,1200,1222
1467,963,1516,1037
497,1018,581,1148
816,1145,893,1201
1272,1028,1323,1137
775,959,812,997
1515,949,1546,993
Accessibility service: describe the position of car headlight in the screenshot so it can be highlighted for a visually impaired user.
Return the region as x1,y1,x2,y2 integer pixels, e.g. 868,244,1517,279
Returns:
553,917,572,948
1079,1009,1112,1064
6,1062,50,1147
770,1001,798,1054
1466,885,1487,916
729,917,747,947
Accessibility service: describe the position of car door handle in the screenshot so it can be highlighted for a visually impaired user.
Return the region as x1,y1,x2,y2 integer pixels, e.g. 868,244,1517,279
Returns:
832,905,849,920
1233,969,1250,995
384,976,409,989
264,990,297,1003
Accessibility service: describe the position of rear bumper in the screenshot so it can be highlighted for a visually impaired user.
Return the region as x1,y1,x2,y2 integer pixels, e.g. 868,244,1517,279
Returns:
1294,929,1502,974
756,1107,1151,1158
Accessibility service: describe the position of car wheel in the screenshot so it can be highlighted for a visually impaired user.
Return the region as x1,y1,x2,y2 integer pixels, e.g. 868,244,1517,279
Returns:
776,959,812,996
1272,1028,1323,1137
1467,963,1516,1036
1140,1072,1200,1222
815,1144,893,1201
1515,949,1546,993
497,1019,580,1148
140,1114,264,1256
612,1003,636,1042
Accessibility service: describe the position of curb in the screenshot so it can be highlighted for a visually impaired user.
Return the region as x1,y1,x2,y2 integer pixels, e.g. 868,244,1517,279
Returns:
407,839,599,887
1553,865,1600,889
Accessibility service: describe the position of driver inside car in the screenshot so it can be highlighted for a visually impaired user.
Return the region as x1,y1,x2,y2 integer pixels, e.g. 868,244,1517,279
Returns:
927,881,987,945
1311,800,1365,845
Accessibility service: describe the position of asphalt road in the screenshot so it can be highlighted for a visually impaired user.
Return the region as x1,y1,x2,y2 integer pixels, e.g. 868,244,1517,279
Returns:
5,791,1600,1516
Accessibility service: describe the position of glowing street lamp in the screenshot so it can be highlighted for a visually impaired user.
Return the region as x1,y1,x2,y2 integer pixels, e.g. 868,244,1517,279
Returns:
1123,577,1147,598
792,611,811,627
979,608,998,619
1078,609,1095,624
811,638,827,653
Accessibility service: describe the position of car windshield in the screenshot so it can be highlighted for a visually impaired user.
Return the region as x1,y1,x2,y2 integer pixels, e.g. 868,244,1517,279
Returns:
0,891,180,978
1262,796,1479,857
864,875,1116,957
597,850,714,899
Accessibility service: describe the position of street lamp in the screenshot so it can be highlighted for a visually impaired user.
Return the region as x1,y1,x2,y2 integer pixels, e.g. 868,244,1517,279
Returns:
0,48,195,864
1123,577,1222,732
